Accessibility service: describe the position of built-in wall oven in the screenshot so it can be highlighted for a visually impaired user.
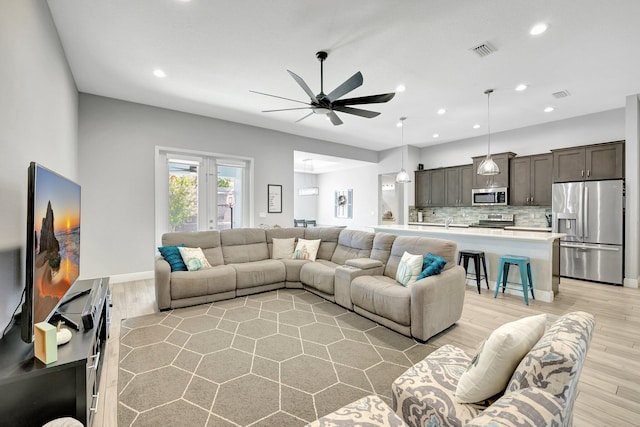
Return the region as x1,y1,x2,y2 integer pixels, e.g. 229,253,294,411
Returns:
471,187,508,206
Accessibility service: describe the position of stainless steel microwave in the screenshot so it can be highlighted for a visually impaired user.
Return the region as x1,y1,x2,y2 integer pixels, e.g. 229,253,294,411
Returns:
472,187,508,206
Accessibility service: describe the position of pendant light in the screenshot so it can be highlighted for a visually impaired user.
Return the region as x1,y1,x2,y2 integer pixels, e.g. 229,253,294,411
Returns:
477,89,500,176
395,117,411,183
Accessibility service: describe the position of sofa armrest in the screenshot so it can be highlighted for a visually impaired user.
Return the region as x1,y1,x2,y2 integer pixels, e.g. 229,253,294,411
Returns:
345,258,383,269
410,265,466,341
465,388,565,426
334,264,385,310
155,256,172,310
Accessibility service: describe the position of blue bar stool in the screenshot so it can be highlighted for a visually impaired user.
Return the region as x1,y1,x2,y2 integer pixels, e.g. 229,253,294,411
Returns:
494,255,535,305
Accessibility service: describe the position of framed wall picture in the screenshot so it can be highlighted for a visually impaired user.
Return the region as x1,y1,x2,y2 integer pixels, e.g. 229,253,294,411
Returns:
267,184,282,213
335,189,353,218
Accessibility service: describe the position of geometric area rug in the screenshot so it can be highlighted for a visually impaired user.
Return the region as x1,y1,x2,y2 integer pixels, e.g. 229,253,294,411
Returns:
118,288,438,426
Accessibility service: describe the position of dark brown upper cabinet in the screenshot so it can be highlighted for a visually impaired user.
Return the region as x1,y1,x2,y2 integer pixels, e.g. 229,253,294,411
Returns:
510,153,553,206
552,141,624,182
415,168,445,207
445,165,473,206
472,152,516,189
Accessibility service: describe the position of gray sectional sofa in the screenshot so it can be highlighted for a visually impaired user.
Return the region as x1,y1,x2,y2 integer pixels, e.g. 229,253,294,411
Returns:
154,226,466,341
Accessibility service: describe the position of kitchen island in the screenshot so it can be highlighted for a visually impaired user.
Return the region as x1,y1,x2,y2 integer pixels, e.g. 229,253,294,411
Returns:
373,224,566,302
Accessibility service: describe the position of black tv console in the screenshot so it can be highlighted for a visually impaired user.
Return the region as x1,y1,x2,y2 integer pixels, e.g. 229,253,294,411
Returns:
0,277,111,427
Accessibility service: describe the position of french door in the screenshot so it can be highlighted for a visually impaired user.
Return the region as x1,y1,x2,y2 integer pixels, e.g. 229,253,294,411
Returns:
156,149,252,243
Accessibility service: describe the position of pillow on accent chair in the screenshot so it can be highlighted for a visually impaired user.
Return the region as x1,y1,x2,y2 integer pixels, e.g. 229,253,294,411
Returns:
292,238,321,261
158,244,187,272
272,237,296,259
417,253,447,280
395,251,424,286
178,247,212,271
455,314,547,403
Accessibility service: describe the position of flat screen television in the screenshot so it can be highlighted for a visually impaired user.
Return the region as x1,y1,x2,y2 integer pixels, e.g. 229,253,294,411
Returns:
21,162,81,343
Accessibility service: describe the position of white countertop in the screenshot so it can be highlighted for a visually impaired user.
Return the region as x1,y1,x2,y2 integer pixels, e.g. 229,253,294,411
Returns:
407,222,469,228
374,224,565,242
504,226,552,232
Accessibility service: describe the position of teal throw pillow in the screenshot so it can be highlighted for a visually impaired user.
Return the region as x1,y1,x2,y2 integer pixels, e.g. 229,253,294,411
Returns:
417,253,447,280
158,244,187,272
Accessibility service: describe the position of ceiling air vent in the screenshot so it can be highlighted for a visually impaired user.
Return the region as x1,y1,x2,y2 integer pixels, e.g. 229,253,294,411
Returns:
469,42,496,58
552,90,571,98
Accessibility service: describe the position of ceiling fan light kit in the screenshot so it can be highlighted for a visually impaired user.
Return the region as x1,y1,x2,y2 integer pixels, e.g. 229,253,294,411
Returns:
396,117,411,184
252,51,395,125
477,89,500,176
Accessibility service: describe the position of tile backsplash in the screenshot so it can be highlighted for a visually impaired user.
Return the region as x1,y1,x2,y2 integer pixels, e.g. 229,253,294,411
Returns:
409,205,552,228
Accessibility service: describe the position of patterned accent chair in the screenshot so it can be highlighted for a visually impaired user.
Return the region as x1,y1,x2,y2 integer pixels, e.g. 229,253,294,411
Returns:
392,311,595,427
306,395,407,427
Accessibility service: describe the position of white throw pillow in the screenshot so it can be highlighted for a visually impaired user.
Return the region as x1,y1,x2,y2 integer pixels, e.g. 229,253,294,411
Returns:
292,238,321,261
178,247,212,271
395,251,424,286
455,314,547,403
272,237,296,259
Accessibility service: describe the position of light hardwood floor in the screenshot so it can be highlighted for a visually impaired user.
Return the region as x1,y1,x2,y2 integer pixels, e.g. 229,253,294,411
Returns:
94,278,640,427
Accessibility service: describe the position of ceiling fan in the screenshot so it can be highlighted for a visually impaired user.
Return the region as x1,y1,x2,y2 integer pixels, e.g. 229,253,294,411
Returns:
251,51,395,126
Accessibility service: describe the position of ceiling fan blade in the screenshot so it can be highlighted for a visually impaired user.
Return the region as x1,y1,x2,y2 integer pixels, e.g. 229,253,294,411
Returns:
327,111,343,126
332,92,396,106
295,112,314,123
332,105,380,118
287,70,317,102
326,71,363,102
250,90,310,106
262,107,312,112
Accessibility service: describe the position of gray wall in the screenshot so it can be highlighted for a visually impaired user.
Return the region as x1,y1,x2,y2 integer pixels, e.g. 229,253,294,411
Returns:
0,0,78,333
78,94,378,278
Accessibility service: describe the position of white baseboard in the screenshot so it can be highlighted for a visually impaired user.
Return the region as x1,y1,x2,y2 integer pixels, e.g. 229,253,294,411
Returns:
624,277,639,288
109,270,154,284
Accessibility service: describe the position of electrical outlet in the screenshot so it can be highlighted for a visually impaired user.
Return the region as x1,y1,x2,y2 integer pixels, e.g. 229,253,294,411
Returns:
259,212,266,218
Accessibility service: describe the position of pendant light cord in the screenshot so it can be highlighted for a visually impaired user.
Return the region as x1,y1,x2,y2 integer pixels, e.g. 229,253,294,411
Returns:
485,89,493,157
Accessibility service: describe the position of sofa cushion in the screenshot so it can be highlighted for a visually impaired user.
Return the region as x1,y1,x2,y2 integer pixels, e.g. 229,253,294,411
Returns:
395,251,424,286
351,275,411,326
300,259,340,294
162,230,224,266
158,244,187,272
370,232,397,265
385,236,457,280
272,238,296,259
330,229,374,265
417,253,447,280
292,238,321,261
221,228,269,263
392,344,486,427
231,259,286,289
455,314,547,403
304,227,341,260
170,266,236,300
280,258,310,282
178,247,213,271
506,311,596,410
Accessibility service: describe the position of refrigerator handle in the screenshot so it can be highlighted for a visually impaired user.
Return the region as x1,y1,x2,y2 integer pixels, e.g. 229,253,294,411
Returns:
577,185,584,239
583,186,589,239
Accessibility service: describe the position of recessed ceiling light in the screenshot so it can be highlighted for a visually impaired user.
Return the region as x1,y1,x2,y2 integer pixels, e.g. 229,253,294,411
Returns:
515,84,528,92
396,84,406,93
544,106,555,113
530,23,548,36
473,124,480,129
153,69,167,78
432,133,439,138
437,108,446,115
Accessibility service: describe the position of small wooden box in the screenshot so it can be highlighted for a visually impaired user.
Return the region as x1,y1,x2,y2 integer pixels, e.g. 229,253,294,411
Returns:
34,322,57,364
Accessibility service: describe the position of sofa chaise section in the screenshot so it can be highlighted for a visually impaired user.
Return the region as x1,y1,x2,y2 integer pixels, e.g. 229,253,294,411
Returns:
155,230,236,310
350,235,466,341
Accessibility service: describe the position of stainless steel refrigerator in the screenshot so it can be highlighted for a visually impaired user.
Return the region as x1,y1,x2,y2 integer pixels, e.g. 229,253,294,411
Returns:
552,180,624,285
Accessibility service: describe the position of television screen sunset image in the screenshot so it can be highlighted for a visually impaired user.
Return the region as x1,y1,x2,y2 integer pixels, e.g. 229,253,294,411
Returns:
32,165,80,323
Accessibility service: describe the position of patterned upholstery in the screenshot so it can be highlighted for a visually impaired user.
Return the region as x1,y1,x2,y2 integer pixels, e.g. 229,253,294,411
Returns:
391,345,487,427
307,394,407,427
392,312,595,427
